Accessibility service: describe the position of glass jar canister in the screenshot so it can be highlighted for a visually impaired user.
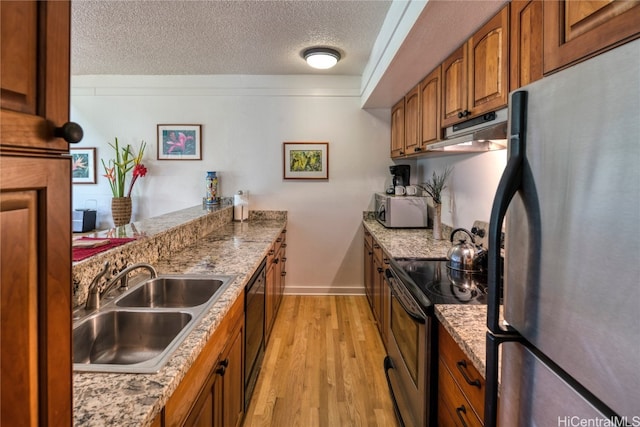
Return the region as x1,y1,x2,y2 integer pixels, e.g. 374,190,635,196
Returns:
205,171,219,204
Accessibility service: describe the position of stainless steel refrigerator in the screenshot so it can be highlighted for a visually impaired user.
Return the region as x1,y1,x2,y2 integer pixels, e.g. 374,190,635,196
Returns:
485,39,640,425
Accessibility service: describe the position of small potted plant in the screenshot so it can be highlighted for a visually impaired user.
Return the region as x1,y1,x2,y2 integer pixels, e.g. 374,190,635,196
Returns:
418,166,452,240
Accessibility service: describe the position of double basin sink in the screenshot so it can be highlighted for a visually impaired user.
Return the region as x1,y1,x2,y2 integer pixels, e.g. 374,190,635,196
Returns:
73,274,235,374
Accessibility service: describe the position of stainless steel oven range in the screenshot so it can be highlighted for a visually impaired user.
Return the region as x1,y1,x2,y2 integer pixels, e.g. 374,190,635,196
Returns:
384,256,490,427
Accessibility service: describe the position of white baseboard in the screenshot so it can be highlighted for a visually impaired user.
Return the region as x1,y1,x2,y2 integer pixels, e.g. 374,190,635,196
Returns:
283,285,365,296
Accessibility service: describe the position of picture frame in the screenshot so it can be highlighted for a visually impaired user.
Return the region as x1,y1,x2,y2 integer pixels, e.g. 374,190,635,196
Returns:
71,147,97,184
283,142,329,180
157,124,202,160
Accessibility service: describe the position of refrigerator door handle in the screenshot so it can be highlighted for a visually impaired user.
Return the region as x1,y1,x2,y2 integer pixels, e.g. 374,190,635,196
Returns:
487,90,528,334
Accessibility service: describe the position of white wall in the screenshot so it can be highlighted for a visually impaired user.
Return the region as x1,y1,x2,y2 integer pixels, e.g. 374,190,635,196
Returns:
71,75,392,294
415,150,507,229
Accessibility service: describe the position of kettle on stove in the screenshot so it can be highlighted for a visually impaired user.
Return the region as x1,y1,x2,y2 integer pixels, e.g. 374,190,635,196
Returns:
446,228,487,272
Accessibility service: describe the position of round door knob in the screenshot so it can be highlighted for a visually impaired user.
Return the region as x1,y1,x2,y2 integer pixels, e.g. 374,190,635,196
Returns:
54,122,84,144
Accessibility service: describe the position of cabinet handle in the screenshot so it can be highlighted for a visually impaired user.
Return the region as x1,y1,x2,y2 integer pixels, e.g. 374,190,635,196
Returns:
282,243,287,248
282,229,287,234
269,250,275,256
455,405,469,427
281,271,286,277
383,258,390,265
368,251,373,255
399,151,404,155
281,257,287,262
373,244,380,249
414,147,422,152
274,258,279,264
456,360,481,388
54,122,84,144
219,358,229,368
377,267,383,273
276,238,282,243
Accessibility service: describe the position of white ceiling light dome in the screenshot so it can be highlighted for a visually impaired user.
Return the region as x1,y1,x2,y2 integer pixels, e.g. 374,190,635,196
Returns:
303,47,341,69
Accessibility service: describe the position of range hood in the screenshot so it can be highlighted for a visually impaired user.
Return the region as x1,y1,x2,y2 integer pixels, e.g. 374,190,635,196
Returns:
427,108,508,153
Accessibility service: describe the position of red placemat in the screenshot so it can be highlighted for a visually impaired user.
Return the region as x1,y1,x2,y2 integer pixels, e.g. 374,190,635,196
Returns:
72,237,136,262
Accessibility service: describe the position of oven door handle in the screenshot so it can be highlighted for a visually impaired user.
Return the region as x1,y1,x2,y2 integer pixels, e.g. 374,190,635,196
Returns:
385,270,426,324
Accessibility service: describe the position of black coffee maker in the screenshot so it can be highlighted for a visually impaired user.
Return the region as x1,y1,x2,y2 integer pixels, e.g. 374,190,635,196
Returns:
390,165,410,187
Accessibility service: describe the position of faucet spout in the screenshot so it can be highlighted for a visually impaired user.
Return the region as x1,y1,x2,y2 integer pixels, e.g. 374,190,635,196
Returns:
85,262,112,310
85,262,157,310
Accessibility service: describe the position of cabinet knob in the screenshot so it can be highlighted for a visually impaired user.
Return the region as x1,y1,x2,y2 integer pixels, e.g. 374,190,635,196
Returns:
457,110,471,119
54,122,84,144
414,147,422,152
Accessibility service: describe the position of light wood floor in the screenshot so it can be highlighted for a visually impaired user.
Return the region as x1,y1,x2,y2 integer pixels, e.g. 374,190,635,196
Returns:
242,295,399,427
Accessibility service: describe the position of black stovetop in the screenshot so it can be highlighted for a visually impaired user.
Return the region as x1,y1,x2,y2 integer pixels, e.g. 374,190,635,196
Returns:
390,258,489,308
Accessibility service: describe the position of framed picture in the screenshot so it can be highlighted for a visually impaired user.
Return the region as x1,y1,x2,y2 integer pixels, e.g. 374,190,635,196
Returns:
157,124,202,160
71,147,97,184
283,142,329,180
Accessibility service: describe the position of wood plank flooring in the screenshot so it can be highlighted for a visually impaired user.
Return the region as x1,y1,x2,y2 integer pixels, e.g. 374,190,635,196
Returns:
243,296,399,427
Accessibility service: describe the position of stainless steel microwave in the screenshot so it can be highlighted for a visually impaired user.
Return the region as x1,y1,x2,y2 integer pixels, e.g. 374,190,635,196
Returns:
375,193,428,228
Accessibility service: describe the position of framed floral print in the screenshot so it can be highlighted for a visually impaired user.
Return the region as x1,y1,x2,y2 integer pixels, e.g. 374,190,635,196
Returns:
157,124,202,160
283,142,329,180
71,147,97,184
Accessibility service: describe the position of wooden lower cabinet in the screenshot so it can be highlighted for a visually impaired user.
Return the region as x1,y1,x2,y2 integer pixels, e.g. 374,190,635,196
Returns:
370,238,390,347
164,294,244,427
438,323,485,426
363,231,374,310
265,228,286,343
186,324,243,427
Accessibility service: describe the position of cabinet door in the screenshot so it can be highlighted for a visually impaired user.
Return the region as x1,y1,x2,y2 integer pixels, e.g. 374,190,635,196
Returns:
510,0,543,90
419,66,442,147
363,237,374,310
404,85,421,155
390,99,405,158
1,156,72,426
543,1,640,74
468,5,509,115
0,0,70,153
222,326,244,427
441,43,468,128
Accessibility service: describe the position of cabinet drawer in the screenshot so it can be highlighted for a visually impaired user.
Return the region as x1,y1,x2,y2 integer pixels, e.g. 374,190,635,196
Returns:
438,323,485,420
438,358,484,427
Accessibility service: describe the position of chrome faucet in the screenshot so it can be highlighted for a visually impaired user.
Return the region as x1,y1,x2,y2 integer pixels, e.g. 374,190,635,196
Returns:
85,261,157,310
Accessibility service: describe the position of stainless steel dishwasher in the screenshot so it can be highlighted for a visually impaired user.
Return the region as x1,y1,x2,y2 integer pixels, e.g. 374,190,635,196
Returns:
244,257,266,410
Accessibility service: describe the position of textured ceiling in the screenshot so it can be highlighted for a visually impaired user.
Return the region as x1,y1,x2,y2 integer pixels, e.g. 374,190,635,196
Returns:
71,0,392,76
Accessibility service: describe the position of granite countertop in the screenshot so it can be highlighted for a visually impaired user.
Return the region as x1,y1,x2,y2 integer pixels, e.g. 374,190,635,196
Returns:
362,217,488,377
73,214,286,426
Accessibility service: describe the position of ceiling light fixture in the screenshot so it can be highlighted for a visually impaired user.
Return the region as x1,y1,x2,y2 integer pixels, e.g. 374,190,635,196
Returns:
303,47,341,70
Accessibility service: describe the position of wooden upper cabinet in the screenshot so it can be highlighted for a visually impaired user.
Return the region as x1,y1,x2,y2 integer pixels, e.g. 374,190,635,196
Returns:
404,85,421,155
467,4,510,116
510,0,544,90
441,43,468,128
390,99,405,158
420,65,442,147
543,1,640,74
0,0,71,153
442,5,509,128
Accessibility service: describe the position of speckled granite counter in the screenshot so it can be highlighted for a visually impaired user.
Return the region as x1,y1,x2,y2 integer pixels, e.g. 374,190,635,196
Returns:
362,217,489,378
73,209,286,426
